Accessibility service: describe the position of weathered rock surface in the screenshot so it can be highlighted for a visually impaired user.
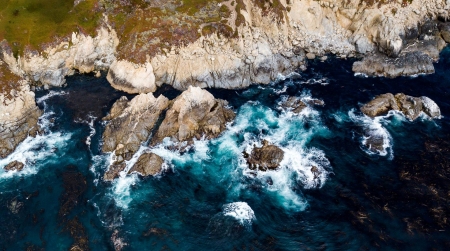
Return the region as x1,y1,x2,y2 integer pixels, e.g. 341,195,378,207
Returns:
360,93,399,118
4,160,24,171
352,51,435,78
280,97,307,114
102,93,169,181
1,27,118,88
0,77,42,158
151,86,235,145
128,153,164,177
103,162,126,181
361,93,441,120
107,61,157,94
244,140,284,171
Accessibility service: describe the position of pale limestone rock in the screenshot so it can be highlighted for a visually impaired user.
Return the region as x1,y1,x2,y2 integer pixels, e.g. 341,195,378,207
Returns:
2,26,118,87
0,81,42,158
102,93,169,161
107,60,157,94
151,86,235,145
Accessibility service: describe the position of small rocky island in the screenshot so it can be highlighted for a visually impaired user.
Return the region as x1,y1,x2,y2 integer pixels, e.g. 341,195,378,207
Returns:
361,93,441,120
244,140,285,171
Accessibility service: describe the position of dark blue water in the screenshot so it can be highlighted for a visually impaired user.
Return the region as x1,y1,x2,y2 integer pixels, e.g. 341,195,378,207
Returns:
1,48,450,250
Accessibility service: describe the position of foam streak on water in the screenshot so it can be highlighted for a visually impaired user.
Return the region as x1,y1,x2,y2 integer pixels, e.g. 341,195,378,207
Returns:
223,202,255,226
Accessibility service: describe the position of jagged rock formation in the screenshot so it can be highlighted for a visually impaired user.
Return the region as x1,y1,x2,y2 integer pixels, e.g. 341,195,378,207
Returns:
2,0,450,159
102,87,235,181
1,26,118,89
2,0,449,95
102,93,169,181
352,20,446,78
244,140,284,171
150,86,235,145
361,93,441,120
128,153,164,177
280,96,307,114
0,65,42,158
280,96,325,114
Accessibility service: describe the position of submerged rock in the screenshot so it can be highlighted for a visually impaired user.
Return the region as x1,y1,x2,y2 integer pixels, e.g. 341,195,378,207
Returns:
151,86,235,146
4,160,24,171
128,152,164,177
102,93,169,161
363,128,387,154
361,93,440,120
244,140,284,171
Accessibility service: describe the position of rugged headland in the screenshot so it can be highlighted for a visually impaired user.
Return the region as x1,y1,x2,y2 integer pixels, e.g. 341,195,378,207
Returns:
1,0,450,161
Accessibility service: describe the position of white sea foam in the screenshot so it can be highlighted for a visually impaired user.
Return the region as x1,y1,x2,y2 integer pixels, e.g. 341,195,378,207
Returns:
349,109,394,158
0,95,71,179
300,74,330,85
36,90,68,104
214,99,331,211
223,202,255,226
0,131,72,179
111,174,139,209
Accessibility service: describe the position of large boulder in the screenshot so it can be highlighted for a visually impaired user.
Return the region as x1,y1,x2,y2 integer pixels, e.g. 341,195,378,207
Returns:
128,153,164,177
361,93,441,120
150,86,235,145
244,140,284,171
102,93,169,160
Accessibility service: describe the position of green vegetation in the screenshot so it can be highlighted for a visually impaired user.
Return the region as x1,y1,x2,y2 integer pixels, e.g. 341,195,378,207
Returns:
107,0,234,62
0,0,101,57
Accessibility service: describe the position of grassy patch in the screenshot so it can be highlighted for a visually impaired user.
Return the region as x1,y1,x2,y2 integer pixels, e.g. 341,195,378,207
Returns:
0,0,101,57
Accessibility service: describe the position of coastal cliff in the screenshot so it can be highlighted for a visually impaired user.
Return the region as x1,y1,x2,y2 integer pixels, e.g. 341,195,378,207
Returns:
2,0,450,159
0,63,42,158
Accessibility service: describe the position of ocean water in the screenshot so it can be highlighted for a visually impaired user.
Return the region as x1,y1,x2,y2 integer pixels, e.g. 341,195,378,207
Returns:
1,49,450,250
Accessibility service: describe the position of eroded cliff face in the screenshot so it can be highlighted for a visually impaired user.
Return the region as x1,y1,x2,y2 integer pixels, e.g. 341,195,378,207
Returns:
2,0,450,93
2,0,450,159
1,25,118,89
0,63,42,158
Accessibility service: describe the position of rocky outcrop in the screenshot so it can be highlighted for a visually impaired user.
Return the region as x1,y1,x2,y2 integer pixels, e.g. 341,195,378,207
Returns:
361,93,441,120
150,86,235,145
244,140,284,171
0,78,42,158
1,26,118,89
128,153,164,177
360,93,400,117
4,161,24,172
102,93,169,180
280,96,325,114
107,61,157,94
280,96,307,114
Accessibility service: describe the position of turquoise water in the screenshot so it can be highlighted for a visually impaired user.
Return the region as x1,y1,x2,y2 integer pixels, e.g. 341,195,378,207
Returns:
1,49,450,250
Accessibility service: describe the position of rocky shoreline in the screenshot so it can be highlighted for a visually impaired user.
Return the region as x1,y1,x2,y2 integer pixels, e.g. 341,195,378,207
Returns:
2,0,450,166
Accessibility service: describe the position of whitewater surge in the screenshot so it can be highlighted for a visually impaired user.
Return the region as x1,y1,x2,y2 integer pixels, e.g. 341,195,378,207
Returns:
348,109,407,159
0,91,72,179
223,202,255,226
